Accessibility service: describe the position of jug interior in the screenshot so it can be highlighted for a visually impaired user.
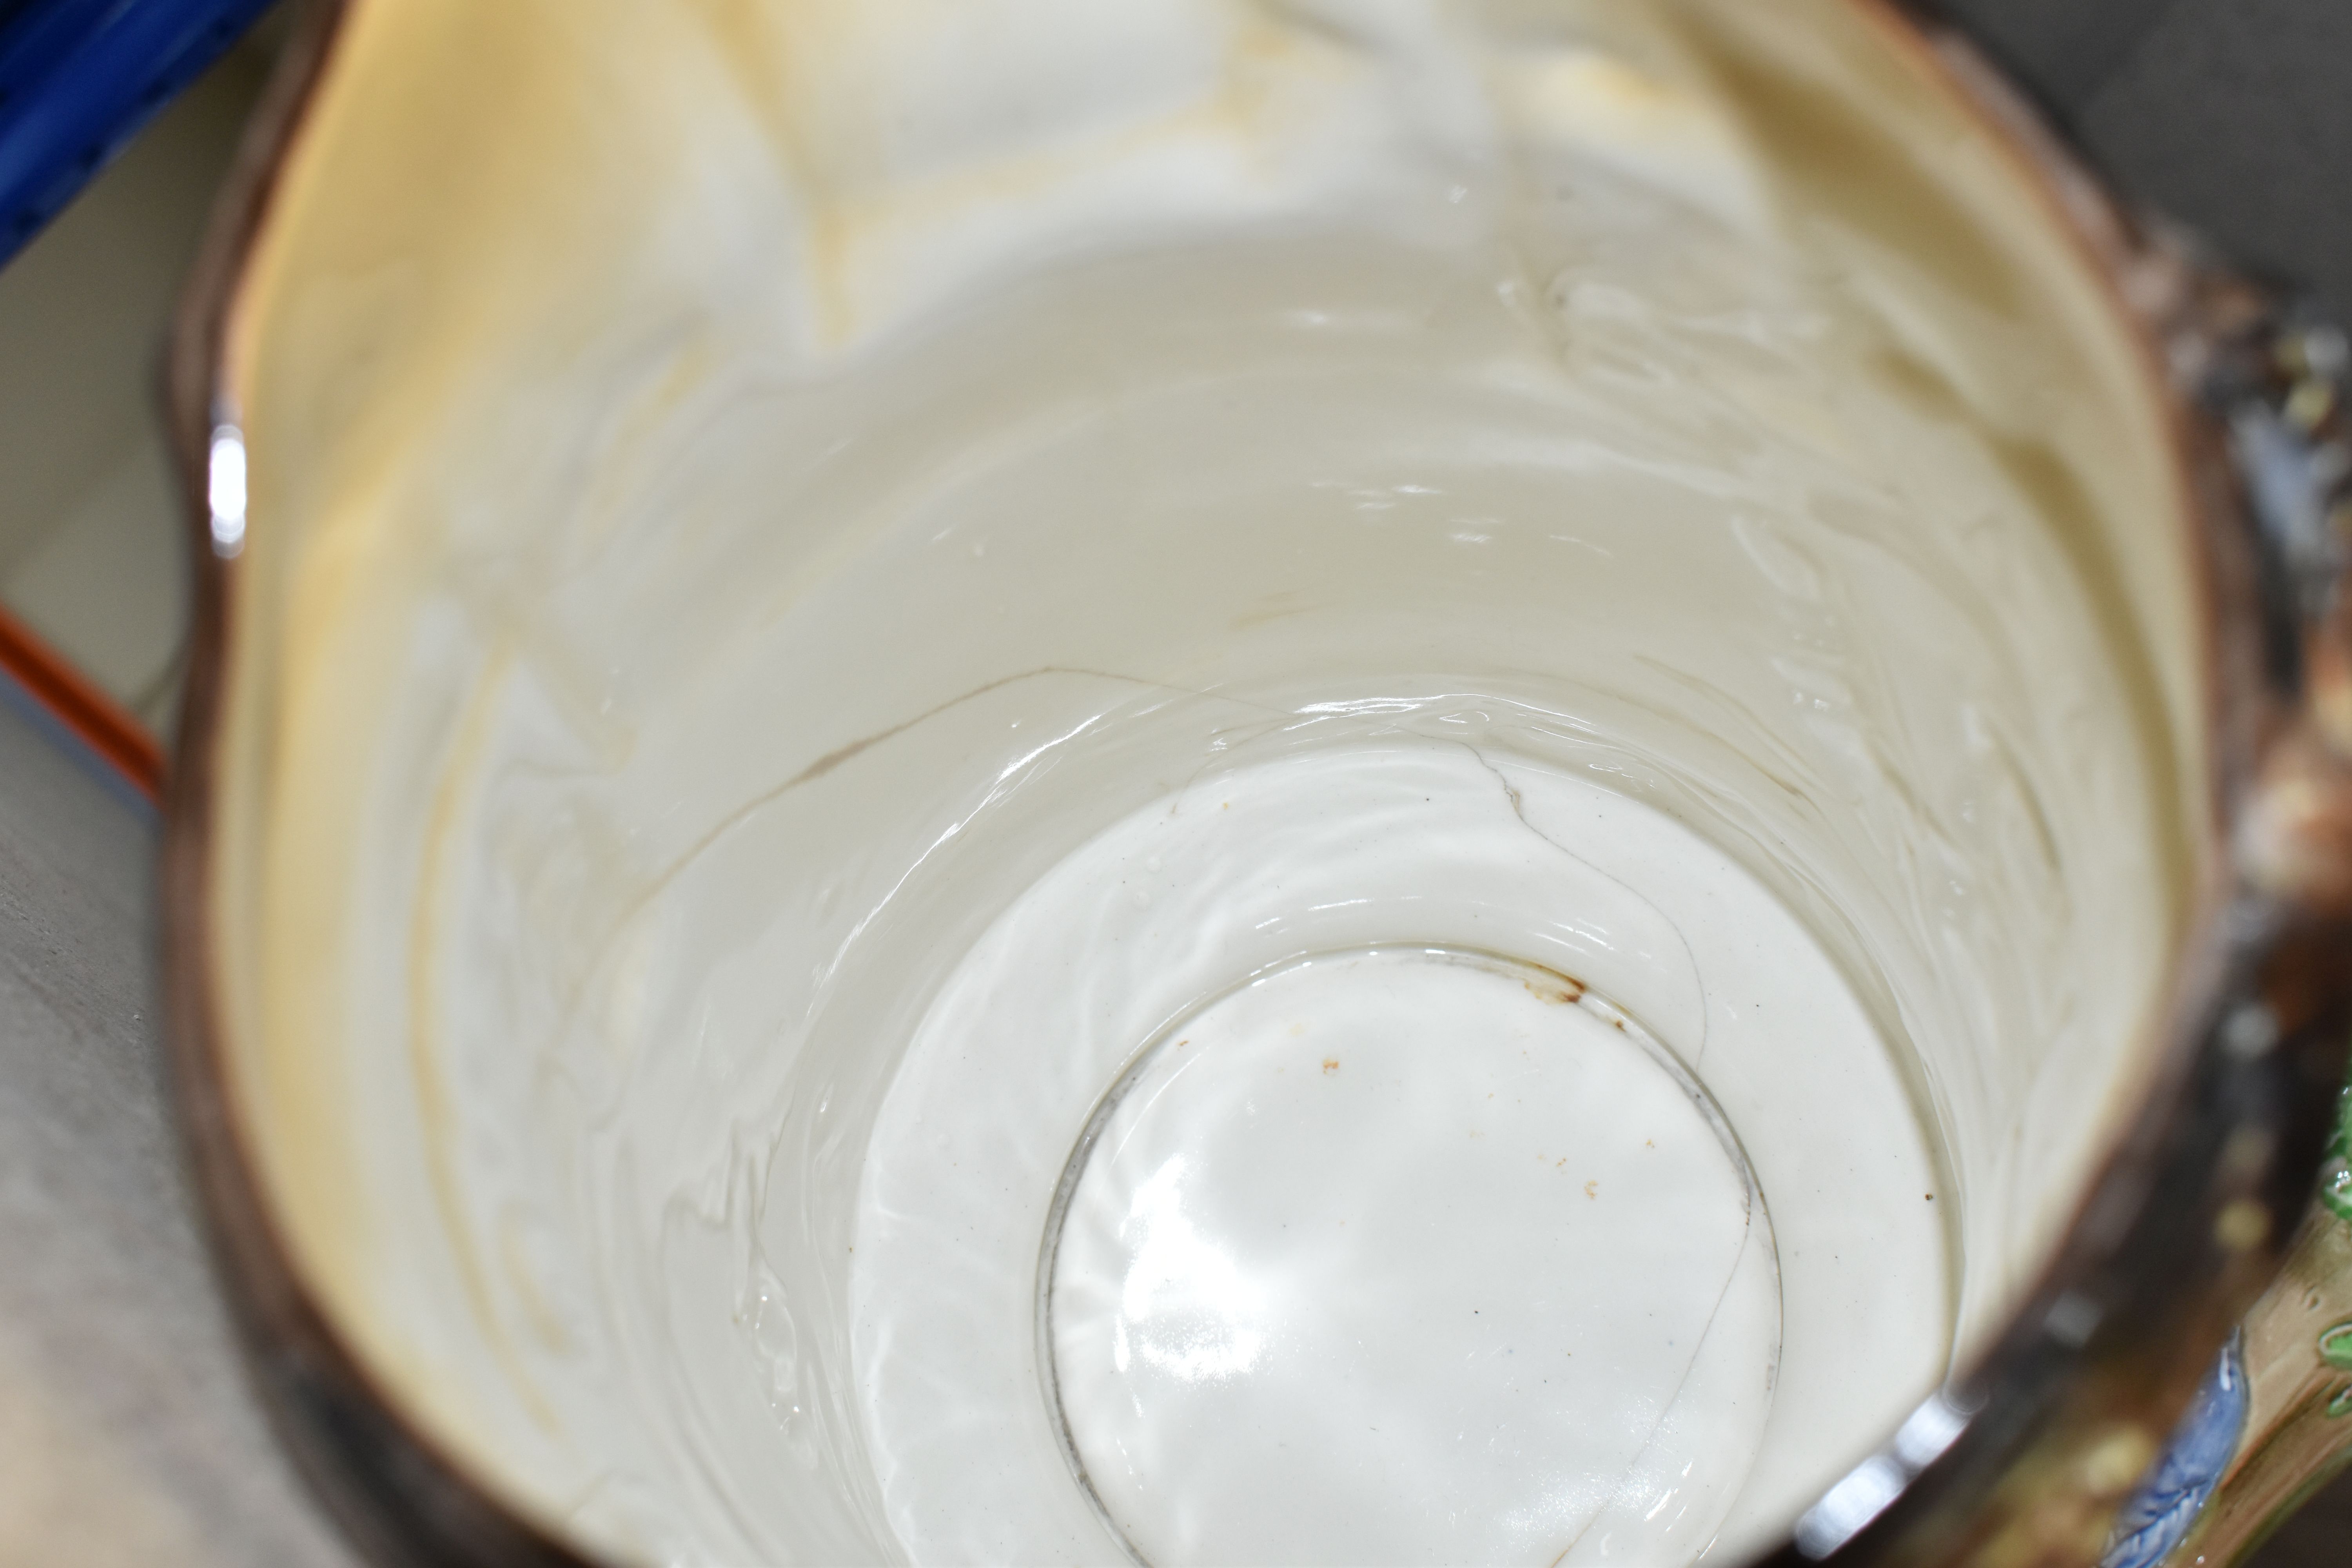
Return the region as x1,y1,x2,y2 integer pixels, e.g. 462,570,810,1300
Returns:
203,0,2209,1562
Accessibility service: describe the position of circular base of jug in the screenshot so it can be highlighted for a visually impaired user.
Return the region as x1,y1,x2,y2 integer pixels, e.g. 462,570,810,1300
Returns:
1041,946,1782,1568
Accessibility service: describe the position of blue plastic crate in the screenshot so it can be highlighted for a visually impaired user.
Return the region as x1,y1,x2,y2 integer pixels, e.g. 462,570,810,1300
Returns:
0,0,275,267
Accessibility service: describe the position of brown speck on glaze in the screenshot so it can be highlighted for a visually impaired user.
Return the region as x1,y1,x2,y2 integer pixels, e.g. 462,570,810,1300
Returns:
1584,1180,1598,1199
1321,1057,1339,1074
1521,969,1587,1006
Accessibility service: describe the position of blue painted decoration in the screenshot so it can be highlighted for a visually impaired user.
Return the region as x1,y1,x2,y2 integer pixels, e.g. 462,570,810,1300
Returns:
2100,1333,2251,1568
0,0,276,268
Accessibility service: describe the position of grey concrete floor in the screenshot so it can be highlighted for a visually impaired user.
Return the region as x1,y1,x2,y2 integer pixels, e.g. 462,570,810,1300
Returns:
0,690,353,1564
1940,0,2352,321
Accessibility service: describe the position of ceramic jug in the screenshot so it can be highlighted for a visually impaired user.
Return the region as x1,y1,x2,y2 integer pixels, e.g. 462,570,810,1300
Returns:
159,2,2352,1564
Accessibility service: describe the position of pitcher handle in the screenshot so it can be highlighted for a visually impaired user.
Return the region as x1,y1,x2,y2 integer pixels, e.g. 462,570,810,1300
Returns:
2128,1087,2352,1567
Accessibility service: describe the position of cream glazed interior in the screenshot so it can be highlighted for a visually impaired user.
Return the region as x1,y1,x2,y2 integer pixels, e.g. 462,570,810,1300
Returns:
201,0,2209,1563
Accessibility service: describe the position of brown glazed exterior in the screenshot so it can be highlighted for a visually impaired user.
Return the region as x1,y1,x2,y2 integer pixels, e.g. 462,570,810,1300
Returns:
157,2,2352,1565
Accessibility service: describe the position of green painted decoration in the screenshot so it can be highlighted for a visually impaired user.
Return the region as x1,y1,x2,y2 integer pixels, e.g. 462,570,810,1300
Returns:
2322,1323,2352,1418
2323,1085,2352,1229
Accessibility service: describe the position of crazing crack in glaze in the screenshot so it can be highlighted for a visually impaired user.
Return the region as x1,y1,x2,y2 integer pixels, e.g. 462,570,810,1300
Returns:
1550,1187,1764,1566
1466,741,1714,1070
527,664,1267,1064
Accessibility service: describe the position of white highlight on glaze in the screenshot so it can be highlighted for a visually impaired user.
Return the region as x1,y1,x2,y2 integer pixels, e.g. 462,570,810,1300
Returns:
1100,1153,1268,1383
206,425,245,559
1796,1456,1907,1559
1793,1381,1978,1555
1893,1394,1972,1471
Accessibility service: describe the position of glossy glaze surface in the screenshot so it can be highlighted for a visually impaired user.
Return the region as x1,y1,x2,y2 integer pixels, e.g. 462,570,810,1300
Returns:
1048,949,1777,1568
858,740,1932,1564
198,0,2207,1561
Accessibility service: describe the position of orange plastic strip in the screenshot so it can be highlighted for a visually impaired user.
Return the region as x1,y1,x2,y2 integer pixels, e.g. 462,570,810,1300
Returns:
0,602,164,802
